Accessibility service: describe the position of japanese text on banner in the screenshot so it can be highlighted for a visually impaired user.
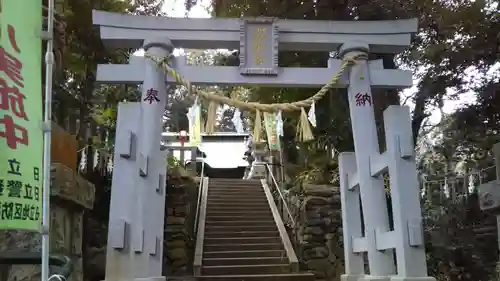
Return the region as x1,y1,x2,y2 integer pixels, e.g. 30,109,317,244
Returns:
189,104,202,147
263,112,280,151
0,0,43,231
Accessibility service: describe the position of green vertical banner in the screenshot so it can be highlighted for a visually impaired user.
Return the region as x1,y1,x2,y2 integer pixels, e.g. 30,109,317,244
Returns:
0,0,43,231
263,112,280,151
189,104,202,147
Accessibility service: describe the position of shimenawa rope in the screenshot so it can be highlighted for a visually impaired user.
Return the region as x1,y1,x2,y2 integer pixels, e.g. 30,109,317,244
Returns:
144,51,367,141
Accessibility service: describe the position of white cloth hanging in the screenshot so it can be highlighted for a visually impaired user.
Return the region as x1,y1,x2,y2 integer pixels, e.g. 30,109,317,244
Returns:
187,100,197,128
93,150,99,169
107,154,114,173
79,147,87,172
443,178,450,198
232,108,244,133
308,102,317,127
276,110,284,137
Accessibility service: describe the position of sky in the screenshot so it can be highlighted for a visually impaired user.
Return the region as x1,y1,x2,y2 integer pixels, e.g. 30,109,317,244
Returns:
156,0,481,167
162,0,211,17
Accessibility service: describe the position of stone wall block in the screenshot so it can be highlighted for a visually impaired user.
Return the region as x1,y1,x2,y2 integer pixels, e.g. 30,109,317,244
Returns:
6,264,40,281
50,205,70,254
72,212,83,256
163,178,198,277
283,183,344,281
68,257,83,281
51,163,95,209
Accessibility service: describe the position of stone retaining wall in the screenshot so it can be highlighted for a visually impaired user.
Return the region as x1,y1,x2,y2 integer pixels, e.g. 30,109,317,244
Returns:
284,184,344,281
163,170,198,277
0,163,95,281
84,168,199,279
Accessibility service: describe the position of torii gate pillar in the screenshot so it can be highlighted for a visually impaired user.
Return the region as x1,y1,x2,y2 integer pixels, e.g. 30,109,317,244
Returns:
132,37,172,279
105,38,171,281
338,44,435,281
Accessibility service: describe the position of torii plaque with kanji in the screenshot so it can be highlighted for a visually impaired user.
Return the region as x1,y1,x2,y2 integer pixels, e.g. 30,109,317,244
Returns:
239,18,279,76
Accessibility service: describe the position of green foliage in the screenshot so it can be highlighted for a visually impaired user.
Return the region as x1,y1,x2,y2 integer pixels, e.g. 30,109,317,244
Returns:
422,195,498,281
167,155,182,170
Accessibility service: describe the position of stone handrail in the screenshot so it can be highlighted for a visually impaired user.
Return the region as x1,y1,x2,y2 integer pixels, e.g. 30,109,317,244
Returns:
193,159,206,236
265,163,295,227
193,177,209,276
261,179,299,272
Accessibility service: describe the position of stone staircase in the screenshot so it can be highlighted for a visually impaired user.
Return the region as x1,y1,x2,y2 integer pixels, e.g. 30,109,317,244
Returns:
194,178,315,281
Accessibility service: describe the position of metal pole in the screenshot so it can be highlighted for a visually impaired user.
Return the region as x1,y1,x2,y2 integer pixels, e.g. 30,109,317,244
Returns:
492,143,500,270
190,147,197,173
42,0,55,279
279,140,285,185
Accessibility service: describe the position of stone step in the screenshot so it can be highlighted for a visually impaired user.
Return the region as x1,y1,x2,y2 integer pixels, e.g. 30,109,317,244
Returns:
208,191,263,196
207,198,266,204
207,196,266,201
204,230,279,239
209,178,261,182
206,209,269,215
206,210,272,216
207,201,268,207
204,243,283,252
205,225,278,232
203,249,286,258
208,182,262,187
206,215,274,221
207,200,267,206
196,273,316,281
208,185,263,189
203,256,289,266
208,180,262,185
209,185,262,188
201,264,291,275
207,202,270,207
208,190,266,196
207,205,270,212
205,221,275,227
208,187,263,192
208,183,262,189
209,181,261,184
208,188,265,196
204,236,281,245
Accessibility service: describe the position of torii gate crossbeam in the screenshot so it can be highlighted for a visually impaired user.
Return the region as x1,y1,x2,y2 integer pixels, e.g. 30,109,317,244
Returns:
93,10,417,53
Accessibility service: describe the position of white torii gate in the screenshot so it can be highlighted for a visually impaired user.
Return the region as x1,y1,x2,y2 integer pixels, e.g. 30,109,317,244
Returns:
92,10,435,281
